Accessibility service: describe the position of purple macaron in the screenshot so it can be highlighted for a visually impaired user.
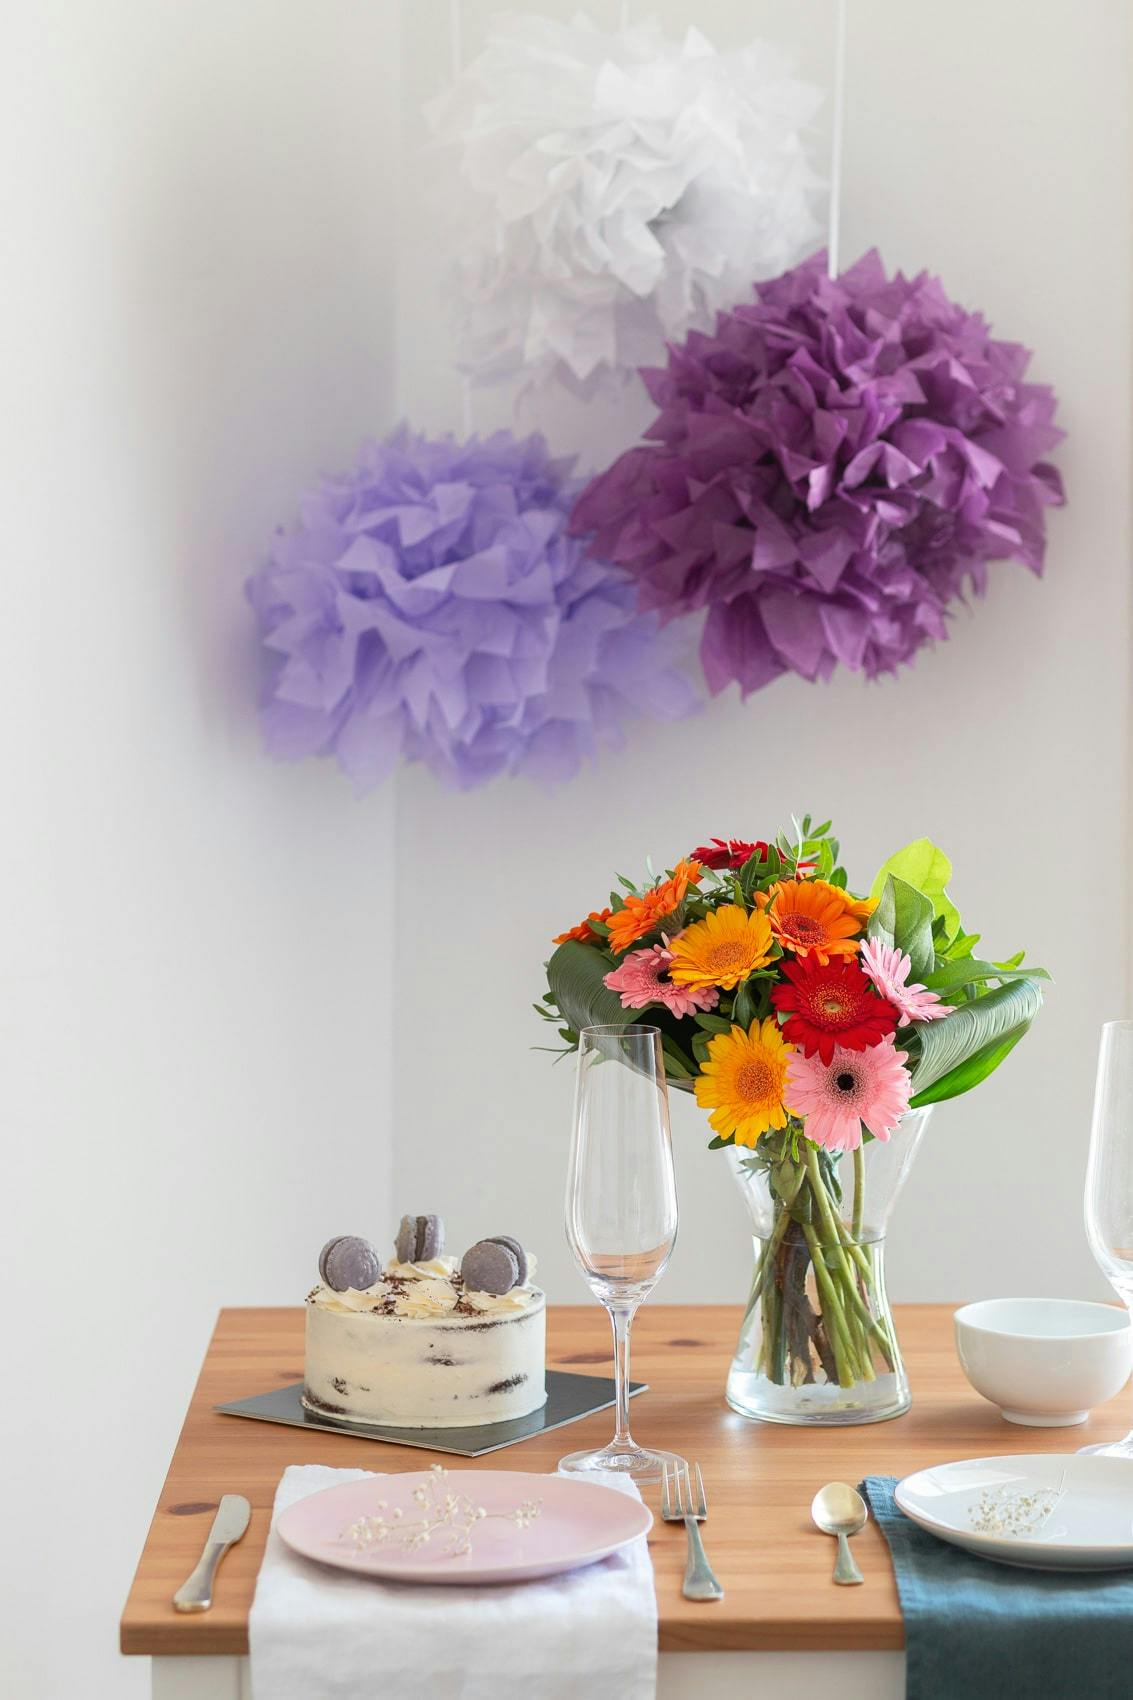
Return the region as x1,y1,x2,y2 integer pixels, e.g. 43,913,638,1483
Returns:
461,1239,520,1296
486,1235,528,1286
319,1235,381,1292
394,1214,445,1264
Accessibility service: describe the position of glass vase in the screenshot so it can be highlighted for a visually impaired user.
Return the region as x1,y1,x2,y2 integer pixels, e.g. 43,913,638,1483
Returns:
725,1110,931,1425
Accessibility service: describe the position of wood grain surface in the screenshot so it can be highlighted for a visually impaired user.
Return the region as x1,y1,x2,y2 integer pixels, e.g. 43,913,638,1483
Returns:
120,1303,1131,1657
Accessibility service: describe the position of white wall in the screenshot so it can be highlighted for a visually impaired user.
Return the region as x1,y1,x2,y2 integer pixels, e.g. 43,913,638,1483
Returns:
3,2,1131,1696
392,0,1133,1314
2,5,400,1696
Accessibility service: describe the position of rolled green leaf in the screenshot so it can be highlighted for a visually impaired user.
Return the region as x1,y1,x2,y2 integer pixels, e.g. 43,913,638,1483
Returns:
909,977,1043,1099
545,938,632,1037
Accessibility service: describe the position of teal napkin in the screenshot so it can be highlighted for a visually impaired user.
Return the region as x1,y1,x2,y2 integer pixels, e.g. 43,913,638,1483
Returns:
863,1475,1133,1700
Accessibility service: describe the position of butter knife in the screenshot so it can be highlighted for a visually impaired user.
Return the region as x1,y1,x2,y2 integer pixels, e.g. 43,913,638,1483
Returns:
173,1495,251,1612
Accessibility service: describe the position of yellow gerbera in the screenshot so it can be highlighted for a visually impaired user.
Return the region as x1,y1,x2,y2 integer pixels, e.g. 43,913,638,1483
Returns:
668,904,773,991
695,1017,793,1148
756,879,869,965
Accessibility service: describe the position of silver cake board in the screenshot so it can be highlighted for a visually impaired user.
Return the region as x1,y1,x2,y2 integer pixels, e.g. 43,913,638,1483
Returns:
215,1371,648,1458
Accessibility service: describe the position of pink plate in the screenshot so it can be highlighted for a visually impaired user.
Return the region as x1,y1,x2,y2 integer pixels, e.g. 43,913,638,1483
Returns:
277,1468,653,1586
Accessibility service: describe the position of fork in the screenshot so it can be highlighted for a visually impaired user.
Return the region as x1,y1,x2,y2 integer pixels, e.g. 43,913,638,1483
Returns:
662,1460,724,1601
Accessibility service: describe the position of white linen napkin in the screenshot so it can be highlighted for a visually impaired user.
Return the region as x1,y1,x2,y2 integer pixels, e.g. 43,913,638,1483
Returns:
249,1464,658,1700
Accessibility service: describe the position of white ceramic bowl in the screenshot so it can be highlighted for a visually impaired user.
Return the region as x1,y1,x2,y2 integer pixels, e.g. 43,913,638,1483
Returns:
954,1298,1132,1427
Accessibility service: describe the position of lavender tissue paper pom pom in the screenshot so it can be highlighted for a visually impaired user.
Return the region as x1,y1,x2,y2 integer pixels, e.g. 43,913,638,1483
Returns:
571,250,1066,695
246,427,697,790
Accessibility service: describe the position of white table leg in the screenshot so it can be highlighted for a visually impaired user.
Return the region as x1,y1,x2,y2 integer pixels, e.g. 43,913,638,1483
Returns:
151,1656,250,1699
152,1650,904,1699
657,1650,904,1698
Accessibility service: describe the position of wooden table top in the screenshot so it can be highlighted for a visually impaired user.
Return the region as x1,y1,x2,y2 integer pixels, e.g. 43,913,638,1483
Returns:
121,1302,1130,1657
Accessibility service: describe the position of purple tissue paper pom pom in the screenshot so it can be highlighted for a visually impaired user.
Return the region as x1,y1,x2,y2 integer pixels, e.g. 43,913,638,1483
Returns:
571,250,1066,696
246,427,698,790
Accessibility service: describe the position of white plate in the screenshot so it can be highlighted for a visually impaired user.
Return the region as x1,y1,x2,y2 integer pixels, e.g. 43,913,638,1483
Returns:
896,1453,1133,1570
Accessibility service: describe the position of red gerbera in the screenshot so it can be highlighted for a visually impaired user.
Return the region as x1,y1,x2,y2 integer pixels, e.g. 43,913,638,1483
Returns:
690,838,772,870
771,957,898,1064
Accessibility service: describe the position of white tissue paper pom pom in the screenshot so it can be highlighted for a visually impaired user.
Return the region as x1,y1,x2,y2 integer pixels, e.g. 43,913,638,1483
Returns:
427,11,824,392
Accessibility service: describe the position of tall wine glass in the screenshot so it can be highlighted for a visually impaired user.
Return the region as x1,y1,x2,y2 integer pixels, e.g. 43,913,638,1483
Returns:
1083,1019,1133,1456
560,1024,681,1483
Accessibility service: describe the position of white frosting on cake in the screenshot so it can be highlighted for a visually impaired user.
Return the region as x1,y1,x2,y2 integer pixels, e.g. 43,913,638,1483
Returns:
385,1255,459,1281
391,1277,459,1319
303,1255,547,1429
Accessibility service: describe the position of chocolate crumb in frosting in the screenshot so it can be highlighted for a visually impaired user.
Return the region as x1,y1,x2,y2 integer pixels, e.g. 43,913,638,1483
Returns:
303,1390,349,1416
486,1374,527,1394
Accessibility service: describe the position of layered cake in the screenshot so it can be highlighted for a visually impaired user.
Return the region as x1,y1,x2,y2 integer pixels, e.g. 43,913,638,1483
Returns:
303,1215,547,1429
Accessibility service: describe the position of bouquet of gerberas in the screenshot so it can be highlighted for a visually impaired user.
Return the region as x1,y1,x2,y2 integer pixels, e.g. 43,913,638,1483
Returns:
538,818,1047,1422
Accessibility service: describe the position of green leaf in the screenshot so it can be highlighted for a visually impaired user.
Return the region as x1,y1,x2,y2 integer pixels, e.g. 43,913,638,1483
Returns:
661,1040,696,1080
737,850,765,897
732,982,756,1030
941,929,981,961
871,838,960,939
707,1134,733,1150
909,1032,1028,1107
771,1158,806,1206
921,959,1050,996
868,875,935,982
694,1012,734,1034
545,940,633,1038
909,978,1044,1099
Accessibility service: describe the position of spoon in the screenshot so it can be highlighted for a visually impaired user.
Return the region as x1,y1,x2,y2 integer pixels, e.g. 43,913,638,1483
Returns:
811,1482,868,1585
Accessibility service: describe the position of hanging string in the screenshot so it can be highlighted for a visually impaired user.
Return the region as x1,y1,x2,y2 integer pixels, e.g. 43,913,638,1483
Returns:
450,0,474,436
827,0,847,279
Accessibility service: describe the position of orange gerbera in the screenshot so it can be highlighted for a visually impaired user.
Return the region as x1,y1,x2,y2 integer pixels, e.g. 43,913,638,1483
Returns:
606,858,703,955
668,904,774,991
757,879,871,965
553,908,613,946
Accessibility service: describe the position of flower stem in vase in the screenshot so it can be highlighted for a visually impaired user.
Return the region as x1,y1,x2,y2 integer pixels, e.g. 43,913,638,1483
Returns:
801,1219,856,1386
852,1143,865,1240
804,1143,890,1378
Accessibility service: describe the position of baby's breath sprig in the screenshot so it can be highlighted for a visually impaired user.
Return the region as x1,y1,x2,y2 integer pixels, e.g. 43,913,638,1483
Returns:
343,1466,543,1562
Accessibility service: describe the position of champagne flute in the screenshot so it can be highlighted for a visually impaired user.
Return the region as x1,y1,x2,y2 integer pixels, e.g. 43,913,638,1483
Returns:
559,1024,681,1482
1083,1019,1133,1456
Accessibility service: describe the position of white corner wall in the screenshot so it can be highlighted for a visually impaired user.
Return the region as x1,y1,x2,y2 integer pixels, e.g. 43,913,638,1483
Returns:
2,3,1131,1696
2,5,401,1696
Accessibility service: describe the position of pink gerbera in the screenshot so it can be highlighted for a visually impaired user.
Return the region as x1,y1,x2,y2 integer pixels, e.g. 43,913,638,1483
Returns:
785,1036,912,1153
604,944,719,1019
859,938,955,1026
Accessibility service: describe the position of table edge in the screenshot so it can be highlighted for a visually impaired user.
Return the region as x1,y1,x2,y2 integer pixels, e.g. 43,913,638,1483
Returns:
121,1303,965,1657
